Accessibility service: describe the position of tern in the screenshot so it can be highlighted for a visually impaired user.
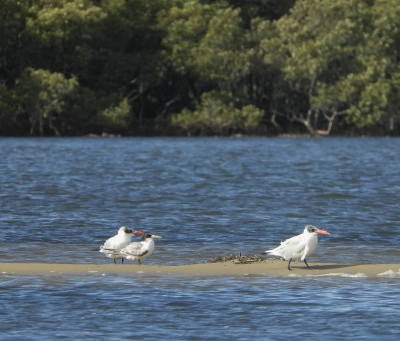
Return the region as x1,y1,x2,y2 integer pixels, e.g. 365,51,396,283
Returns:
263,225,330,270
116,233,162,265
99,226,145,264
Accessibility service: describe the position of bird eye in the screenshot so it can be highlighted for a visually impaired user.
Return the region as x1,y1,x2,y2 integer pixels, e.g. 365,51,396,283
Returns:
307,226,316,233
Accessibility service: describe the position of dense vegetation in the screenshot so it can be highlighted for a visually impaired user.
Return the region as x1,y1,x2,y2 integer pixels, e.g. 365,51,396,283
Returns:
1,0,399,136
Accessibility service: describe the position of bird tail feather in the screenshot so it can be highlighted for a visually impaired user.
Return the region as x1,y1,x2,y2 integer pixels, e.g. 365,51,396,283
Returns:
99,247,121,255
262,249,281,257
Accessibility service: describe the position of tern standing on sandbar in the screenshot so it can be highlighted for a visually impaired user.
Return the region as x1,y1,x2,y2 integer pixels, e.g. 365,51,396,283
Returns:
116,233,162,265
263,225,330,270
99,226,145,264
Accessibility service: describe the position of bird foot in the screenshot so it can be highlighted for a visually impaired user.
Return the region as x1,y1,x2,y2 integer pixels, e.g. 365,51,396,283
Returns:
304,259,312,270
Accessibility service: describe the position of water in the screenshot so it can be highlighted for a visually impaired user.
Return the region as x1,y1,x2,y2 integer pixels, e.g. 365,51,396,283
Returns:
1,274,400,340
1,137,400,340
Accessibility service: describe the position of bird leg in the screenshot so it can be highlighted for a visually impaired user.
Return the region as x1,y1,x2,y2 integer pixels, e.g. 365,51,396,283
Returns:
113,258,116,265
122,258,124,265
287,258,293,271
137,260,141,266
304,259,312,270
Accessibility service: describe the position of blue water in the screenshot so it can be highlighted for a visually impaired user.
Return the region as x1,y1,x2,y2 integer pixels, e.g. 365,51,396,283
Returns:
1,274,400,340
1,137,400,340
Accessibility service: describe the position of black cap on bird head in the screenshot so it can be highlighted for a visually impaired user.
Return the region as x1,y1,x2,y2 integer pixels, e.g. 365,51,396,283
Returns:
124,227,133,234
305,225,330,235
118,226,133,234
142,233,163,241
306,225,319,233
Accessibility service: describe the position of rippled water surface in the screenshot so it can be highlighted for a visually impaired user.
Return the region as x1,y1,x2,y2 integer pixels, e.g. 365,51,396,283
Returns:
1,137,400,339
2,274,400,340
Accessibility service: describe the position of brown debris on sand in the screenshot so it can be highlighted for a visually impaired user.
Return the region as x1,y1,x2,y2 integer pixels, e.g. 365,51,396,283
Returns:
207,253,270,264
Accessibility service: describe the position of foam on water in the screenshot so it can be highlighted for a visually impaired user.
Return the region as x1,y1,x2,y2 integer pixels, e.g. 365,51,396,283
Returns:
377,269,400,277
313,272,368,278
287,272,368,278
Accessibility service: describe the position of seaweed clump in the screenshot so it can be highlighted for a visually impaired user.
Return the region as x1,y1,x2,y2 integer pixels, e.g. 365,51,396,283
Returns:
207,253,266,264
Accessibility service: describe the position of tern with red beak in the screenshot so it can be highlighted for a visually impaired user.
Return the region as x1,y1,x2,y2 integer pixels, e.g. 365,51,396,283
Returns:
99,226,145,264
263,225,330,270
115,233,162,265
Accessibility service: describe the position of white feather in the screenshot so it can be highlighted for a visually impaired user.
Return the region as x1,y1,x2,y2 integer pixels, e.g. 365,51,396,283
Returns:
264,225,320,261
99,226,134,260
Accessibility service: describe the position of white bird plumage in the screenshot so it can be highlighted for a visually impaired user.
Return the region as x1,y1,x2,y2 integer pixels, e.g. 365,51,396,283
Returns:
263,225,330,270
116,233,162,265
99,226,145,264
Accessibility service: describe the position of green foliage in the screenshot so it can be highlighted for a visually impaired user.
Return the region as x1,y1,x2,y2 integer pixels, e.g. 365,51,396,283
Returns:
0,84,30,136
14,68,78,135
27,0,106,41
1,0,400,136
271,0,400,130
25,0,106,76
0,0,37,84
157,0,228,74
344,0,400,127
274,0,370,114
170,91,263,135
159,2,253,88
61,86,100,135
193,7,252,85
227,0,297,23
91,98,132,133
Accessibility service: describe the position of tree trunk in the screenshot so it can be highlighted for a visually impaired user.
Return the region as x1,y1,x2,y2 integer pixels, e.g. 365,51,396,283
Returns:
292,110,317,136
270,113,282,132
49,113,61,136
316,110,346,136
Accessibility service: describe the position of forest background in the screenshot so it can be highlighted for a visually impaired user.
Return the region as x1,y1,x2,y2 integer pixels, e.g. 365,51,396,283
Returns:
1,0,400,137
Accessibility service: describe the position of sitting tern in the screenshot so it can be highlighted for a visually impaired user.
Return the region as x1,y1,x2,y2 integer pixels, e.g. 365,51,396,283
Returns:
99,226,145,264
263,225,330,270
115,233,162,265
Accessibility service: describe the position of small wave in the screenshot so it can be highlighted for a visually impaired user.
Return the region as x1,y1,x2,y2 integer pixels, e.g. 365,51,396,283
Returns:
377,269,400,277
307,273,368,278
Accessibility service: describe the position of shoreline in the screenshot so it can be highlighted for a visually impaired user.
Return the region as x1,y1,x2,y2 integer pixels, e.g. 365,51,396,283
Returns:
1,261,399,276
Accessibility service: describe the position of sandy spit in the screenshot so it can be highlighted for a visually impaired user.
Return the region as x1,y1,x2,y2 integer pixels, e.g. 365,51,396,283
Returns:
1,261,400,276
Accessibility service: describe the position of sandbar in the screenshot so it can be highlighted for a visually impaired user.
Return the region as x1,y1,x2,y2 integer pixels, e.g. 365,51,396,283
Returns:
1,260,399,276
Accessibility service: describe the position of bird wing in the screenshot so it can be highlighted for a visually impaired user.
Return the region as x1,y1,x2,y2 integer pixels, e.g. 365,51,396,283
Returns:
265,234,307,259
281,235,305,249
121,242,148,257
99,245,120,256
102,236,118,249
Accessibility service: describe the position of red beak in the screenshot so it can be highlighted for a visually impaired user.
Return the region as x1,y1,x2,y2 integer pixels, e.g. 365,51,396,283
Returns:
134,231,145,236
316,230,330,235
